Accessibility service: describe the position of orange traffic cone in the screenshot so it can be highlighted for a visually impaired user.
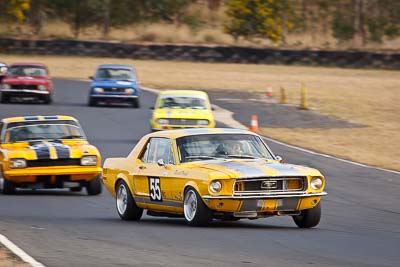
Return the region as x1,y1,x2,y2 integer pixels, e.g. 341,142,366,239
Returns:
266,85,273,97
249,115,259,132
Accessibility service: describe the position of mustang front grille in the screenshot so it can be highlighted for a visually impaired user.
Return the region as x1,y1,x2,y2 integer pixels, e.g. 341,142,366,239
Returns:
27,159,81,167
11,84,38,90
165,118,207,126
233,177,307,196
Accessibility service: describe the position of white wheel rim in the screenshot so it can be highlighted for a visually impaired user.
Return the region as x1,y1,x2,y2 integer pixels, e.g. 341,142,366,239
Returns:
116,184,128,215
184,190,197,221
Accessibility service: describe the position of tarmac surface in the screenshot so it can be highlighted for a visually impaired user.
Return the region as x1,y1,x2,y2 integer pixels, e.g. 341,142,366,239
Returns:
0,79,399,267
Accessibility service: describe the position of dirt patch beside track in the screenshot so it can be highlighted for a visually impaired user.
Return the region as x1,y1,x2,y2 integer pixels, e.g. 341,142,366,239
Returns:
0,247,29,267
1,54,399,170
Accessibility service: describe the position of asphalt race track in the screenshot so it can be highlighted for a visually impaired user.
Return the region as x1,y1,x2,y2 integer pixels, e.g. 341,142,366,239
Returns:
0,79,399,267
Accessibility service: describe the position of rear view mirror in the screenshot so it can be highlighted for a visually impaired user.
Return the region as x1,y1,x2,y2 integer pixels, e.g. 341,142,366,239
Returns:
275,156,283,162
150,106,154,110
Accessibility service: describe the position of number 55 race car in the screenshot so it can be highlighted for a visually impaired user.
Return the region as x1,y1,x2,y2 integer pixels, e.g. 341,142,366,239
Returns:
102,128,327,228
0,115,102,195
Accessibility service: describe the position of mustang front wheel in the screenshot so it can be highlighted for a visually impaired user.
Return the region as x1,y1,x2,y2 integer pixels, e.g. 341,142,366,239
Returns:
184,187,212,226
292,202,321,228
2,179,16,195
86,175,102,195
116,180,143,220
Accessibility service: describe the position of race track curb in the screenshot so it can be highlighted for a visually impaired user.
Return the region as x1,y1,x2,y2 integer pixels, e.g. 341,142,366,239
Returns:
0,234,44,267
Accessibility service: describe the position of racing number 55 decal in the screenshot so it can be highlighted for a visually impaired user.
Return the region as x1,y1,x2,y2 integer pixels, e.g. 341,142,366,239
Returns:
148,177,162,202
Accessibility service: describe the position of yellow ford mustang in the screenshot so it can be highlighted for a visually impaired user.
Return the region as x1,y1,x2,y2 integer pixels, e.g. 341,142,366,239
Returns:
0,115,102,195
103,128,327,228
150,90,215,131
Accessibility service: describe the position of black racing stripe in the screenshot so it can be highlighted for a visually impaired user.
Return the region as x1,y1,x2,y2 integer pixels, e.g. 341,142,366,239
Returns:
24,116,39,121
53,143,70,159
43,116,58,120
30,142,51,160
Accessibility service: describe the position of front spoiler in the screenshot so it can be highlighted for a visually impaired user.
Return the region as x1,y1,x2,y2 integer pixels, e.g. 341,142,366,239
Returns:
203,191,327,199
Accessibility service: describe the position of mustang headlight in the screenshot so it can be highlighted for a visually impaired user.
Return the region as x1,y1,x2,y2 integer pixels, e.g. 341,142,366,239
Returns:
81,156,97,166
38,85,46,91
210,180,222,193
310,177,323,190
93,87,104,93
125,88,135,94
157,119,169,125
197,120,209,126
10,159,27,169
3,84,10,90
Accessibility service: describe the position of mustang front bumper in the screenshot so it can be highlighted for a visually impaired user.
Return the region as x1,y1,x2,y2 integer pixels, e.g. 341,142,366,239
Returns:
1,89,50,95
4,166,102,183
203,192,327,213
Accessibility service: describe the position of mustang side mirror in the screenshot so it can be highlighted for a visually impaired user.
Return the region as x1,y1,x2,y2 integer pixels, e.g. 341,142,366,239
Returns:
275,156,283,162
89,76,94,80
150,106,154,110
157,159,165,167
211,107,215,111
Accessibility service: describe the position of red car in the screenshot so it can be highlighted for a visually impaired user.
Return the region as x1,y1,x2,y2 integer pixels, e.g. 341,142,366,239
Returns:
0,63,54,104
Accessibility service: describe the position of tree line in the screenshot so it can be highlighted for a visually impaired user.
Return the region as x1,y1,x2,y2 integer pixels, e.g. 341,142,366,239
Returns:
1,0,399,46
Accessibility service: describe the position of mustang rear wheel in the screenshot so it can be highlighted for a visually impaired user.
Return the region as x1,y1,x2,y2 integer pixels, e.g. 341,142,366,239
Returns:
116,180,143,220
86,175,102,195
292,202,321,228
184,187,212,226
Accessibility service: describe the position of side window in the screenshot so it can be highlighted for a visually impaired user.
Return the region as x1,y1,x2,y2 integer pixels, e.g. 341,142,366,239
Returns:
142,138,173,164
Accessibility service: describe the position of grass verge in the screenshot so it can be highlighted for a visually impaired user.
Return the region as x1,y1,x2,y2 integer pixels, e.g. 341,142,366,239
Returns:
1,54,399,171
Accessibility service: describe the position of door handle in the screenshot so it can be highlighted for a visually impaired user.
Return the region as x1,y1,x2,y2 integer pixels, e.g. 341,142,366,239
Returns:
139,165,146,170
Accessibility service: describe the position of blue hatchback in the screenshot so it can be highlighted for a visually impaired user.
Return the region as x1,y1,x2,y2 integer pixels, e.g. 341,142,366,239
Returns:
88,64,141,108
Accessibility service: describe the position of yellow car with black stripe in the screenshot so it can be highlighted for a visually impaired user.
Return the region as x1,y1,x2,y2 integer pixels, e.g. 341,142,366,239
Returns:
150,90,215,131
102,128,327,228
0,115,102,195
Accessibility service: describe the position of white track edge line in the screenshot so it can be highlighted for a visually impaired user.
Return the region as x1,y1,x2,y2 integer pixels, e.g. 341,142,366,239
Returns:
141,86,400,175
0,234,45,267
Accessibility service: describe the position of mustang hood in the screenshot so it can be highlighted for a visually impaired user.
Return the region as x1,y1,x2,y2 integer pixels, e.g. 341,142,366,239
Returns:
189,159,320,179
5,140,96,161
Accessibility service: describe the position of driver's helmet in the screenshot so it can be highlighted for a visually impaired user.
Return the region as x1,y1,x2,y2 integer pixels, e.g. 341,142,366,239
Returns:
0,62,7,75
12,128,31,141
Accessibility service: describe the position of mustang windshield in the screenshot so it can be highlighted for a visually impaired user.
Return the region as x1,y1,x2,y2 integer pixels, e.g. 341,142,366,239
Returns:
9,66,47,77
4,123,85,143
96,68,136,81
176,134,274,163
158,95,208,109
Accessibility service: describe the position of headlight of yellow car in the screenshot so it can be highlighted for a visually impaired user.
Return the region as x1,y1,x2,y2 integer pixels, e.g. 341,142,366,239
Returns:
81,156,97,166
210,180,222,193
10,159,27,169
157,119,169,125
310,177,323,190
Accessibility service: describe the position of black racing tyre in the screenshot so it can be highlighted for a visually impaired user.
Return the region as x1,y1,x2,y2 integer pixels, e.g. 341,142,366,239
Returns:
292,202,321,228
2,179,16,195
70,187,82,192
183,187,212,226
86,175,102,195
42,94,52,104
115,180,143,221
88,97,97,107
131,98,140,108
1,94,9,104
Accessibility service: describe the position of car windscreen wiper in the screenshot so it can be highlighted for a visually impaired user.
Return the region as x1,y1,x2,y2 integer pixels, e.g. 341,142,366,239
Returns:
60,135,84,139
185,155,219,161
226,155,258,159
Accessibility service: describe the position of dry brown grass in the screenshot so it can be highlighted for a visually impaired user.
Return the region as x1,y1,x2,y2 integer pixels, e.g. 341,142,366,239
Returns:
0,249,29,267
1,54,399,170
